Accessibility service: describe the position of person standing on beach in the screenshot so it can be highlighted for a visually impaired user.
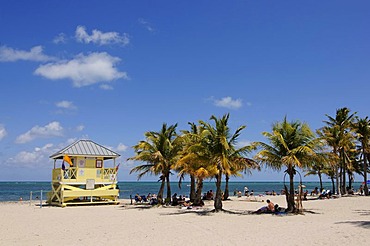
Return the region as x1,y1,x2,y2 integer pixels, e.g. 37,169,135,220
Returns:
244,186,249,196
359,185,364,195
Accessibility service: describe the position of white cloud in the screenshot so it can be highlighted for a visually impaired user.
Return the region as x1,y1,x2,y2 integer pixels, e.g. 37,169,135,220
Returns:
214,96,243,109
53,33,67,44
65,138,77,145
56,100,77,110
16,121,63,144
107,143,128,154
76,125,85,131
125,159,136,168
138,18,155,32
0,45,55,62
34,52,127,87
116,143,128,152
100,84,114,90
7,143,54,168
236,140,252,149
75,26,130,46
0,125,7,140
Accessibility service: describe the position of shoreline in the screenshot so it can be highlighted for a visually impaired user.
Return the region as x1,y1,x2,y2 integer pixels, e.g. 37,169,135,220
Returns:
1,181,365,202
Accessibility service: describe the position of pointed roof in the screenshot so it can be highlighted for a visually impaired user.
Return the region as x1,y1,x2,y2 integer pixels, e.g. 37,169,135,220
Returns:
50,139,120,160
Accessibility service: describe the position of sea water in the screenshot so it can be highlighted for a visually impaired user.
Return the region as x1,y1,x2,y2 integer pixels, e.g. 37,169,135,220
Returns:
0,181,364,202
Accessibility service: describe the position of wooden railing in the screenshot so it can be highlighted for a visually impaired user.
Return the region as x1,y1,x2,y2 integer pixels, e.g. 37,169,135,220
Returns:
52,167,117,183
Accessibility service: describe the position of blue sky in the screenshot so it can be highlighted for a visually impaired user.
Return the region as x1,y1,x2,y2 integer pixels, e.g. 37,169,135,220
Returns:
0,0,369,182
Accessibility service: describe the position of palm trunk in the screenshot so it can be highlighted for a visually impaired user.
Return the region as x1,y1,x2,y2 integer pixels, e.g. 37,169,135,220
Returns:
166,174,171,202
363,146,369,196
157,177,165,204
190,175,196,202
335,164,340,196
318,171,323,191
339,164,344,194
348,172,353,190
214,171,223,212
284,185,289,206
194,179,204,206
330,176,335,194
286,167,296,213
341,149,347,194
333,149,341,196
224,174,229,200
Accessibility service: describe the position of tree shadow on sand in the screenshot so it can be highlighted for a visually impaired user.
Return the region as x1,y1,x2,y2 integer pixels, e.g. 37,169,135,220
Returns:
119,204,154,210
163,208,323,217
160,208,253,217
118,205,320,216
354,209,370,216
335,221,370,229
302,209,321,215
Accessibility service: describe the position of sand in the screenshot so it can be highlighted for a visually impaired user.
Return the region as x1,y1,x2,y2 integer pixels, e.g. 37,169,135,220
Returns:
0,195,369,246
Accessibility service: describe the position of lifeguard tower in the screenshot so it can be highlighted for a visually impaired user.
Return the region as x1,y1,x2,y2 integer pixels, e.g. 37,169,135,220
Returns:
48,139,120,207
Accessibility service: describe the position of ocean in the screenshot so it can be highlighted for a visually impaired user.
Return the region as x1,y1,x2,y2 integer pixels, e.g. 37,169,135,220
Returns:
0,181,364,202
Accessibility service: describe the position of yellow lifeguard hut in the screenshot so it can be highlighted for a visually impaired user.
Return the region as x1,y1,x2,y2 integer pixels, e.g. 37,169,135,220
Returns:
48,139,120,207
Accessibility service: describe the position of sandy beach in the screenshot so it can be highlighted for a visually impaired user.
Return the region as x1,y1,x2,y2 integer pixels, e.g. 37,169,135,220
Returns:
0,195,369,246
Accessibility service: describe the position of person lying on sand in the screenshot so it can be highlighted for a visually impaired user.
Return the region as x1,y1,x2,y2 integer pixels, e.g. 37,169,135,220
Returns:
253,199,275,214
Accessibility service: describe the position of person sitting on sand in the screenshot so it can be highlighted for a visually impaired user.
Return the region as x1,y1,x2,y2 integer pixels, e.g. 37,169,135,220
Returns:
141,195,148,202
359,185,364,195
237,191,242,198
150,194,158,205
134,193,142,203
273,204,287,214
311,187,319,196
172,193,179,206
319,188,326,198
208,190,214,200
253,199,275,214
147,193,152,200
183,200,192,208
326,189,332,198
319,189,332,199
303,190,308,200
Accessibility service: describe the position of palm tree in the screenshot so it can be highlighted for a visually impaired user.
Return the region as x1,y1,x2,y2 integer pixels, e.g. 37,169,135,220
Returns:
129,123,181,204
321,164,337,194
304,151,338,191
322,107,356,194
200,113,253,212
254,117,317,213
175,153,216,206
175,123,216,205
353,116,370,195
317,126,341,195
305,163,325,191
176,122,204,202
346,148,360,191
175,123,217,205
223,156,259,200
